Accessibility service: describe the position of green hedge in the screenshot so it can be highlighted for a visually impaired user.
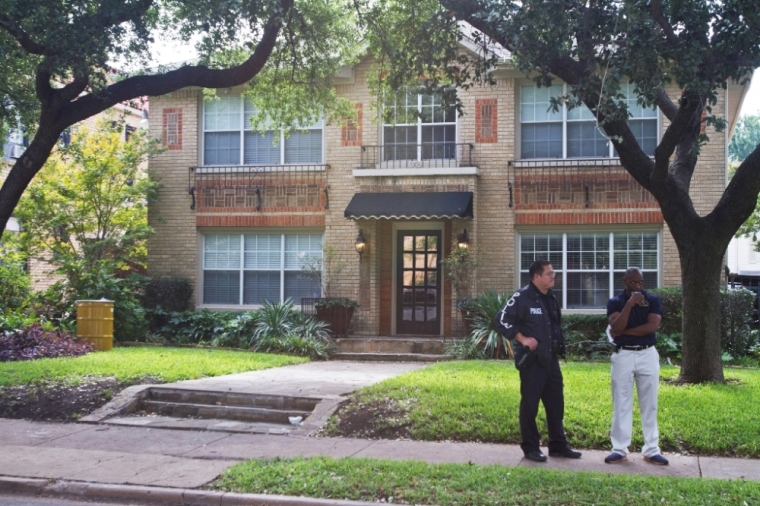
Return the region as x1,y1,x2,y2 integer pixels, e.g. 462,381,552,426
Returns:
560,287,758,360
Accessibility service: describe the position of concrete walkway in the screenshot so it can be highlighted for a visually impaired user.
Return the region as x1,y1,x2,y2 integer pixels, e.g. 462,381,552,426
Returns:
1,361,759,505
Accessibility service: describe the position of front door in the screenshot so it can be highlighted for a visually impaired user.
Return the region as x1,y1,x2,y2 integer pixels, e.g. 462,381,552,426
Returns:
397,231,441,335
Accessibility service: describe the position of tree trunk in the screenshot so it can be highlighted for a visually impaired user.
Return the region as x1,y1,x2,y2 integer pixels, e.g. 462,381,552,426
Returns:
676,233,725,383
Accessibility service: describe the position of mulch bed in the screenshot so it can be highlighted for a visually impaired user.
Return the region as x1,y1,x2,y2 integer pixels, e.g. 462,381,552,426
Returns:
0,376,164,422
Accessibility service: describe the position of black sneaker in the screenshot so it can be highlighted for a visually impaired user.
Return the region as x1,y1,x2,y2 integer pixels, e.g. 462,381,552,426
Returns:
524,450,547,463
604,452,628,464
549,447,582,459
643,454,669,465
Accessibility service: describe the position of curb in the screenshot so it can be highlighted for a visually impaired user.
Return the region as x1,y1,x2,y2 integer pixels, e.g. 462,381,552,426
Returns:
0,477,382,506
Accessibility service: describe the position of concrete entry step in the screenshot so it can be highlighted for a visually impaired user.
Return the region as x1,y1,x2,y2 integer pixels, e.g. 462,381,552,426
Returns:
139,400,312,424
334,352,452,362
136,388,320,424
335,336,449,355
145,387,319,411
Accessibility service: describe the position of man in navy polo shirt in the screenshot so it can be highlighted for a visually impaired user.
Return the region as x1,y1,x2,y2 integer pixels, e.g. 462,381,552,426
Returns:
604,267,669,466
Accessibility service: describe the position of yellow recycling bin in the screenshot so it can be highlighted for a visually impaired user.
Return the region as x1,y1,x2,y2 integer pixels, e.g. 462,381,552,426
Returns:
76,300,114,351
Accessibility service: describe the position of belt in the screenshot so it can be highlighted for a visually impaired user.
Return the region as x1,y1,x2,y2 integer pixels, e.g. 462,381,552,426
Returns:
617,344,654,351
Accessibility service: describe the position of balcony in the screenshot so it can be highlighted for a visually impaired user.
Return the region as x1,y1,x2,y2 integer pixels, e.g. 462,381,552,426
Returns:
355,143,477,177
508,158,657,209
188,165,329,212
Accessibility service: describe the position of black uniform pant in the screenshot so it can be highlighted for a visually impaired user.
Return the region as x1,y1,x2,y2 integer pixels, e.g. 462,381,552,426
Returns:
518,354,568,454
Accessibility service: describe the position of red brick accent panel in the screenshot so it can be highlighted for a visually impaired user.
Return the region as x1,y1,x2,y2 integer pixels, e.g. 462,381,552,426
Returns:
475,99,497,143
342,104,363,147
196,214,325,227
379,221,393,336
514,211,664,225
162,108,182,150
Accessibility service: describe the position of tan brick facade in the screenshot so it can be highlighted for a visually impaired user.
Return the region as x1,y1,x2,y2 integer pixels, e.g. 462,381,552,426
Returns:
147,58,731,333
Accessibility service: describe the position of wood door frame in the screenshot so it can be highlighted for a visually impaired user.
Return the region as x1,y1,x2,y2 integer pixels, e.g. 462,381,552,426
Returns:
391,222,444,335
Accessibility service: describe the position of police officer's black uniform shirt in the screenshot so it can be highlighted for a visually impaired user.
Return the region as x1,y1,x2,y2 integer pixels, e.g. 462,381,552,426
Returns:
535,285,562,349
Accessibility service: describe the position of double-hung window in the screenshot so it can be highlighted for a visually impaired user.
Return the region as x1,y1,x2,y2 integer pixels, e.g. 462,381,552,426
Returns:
203,233,323,305
519,231,659,309
383,91,457,161
520,82,657,159
203,96,323,166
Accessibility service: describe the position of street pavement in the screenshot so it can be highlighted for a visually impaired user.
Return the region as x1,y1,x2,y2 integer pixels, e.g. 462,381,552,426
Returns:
1,361,759,505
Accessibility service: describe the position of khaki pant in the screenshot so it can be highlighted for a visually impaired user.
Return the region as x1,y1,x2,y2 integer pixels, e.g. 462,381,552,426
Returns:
609,346,661,457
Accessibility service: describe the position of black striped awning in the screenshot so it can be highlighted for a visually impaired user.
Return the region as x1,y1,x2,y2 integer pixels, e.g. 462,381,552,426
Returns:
344,192,473,220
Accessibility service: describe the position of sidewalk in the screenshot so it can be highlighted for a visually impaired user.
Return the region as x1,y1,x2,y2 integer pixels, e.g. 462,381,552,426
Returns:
1,361,759,505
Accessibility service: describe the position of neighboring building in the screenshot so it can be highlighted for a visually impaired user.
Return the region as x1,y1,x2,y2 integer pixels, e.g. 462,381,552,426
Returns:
146,49,750,337
727,235,760,297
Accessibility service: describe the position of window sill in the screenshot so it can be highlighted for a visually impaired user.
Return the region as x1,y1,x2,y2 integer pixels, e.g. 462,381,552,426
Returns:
353,166,479,177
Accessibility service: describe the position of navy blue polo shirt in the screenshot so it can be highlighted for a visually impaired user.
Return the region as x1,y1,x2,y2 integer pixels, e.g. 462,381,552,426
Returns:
606,289,662,347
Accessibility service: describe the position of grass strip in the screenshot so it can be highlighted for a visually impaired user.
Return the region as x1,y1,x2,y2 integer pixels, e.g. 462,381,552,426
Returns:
214,456,760,506
326,361,760,457
0,347,308,386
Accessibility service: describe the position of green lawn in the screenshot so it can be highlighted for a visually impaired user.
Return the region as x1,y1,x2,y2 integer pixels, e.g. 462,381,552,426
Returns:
213,456,760,506
326,361,760,457
0,347,309,386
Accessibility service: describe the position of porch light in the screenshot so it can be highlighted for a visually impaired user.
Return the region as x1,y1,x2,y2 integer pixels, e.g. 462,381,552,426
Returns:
457,229,470,249
355,229,367,255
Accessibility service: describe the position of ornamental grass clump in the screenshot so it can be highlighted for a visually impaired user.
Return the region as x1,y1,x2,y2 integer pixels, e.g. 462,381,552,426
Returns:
0,324,94,362
250,300,334,359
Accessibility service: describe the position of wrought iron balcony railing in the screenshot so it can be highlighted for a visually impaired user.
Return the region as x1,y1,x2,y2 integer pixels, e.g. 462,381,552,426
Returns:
358,143,475,169
508,158,656,208
188,164,329,211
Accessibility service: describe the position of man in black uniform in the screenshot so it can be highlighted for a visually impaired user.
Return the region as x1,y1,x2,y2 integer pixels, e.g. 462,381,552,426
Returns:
495,259,582,463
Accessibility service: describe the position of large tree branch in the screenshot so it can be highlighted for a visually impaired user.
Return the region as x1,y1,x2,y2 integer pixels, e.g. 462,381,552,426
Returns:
708,144,760,242
653,86,677,121
0,16,46,55
58,0,289,128
649,0,679,47
652,91,701,186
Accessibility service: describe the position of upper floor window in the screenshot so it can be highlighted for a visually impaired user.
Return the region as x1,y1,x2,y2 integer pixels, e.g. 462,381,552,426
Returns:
520,83,657,160
203,96,323,166
383,91,457,161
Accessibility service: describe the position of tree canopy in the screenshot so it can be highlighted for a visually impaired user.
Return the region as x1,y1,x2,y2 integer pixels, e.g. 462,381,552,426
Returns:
0,0,361,236
14,115,161,269
730,114,760,163
360,0,760,382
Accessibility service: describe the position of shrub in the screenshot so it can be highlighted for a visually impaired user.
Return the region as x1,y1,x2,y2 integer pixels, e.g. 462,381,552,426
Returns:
52,258,148,342
561,313,610,359
0,309,39,333
160,310,238,345
0,324,94,361
447,291,511,359
254,334,335,360
142,276,193,311
0,257,30,311
444,338,486,360
720,288,757,359
649,287,684,336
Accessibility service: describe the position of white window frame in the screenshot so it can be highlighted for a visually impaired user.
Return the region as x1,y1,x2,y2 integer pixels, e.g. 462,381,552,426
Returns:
519,82,659,160
382,90,458,162
517,230,661,311
201,231,324,307
202,96,324,166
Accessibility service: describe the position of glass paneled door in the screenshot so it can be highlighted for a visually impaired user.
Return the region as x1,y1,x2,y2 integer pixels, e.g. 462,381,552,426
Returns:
397,231,441,335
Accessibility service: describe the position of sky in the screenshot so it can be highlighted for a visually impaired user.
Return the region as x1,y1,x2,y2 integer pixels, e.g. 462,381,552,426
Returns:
740,69,760,117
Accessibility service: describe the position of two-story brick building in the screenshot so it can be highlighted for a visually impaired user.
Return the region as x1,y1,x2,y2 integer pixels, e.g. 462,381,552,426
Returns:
146,50,750,338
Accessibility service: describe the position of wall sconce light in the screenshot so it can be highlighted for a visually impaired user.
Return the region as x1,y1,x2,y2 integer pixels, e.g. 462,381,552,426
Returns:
355,229,367,255
457,229,470,249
